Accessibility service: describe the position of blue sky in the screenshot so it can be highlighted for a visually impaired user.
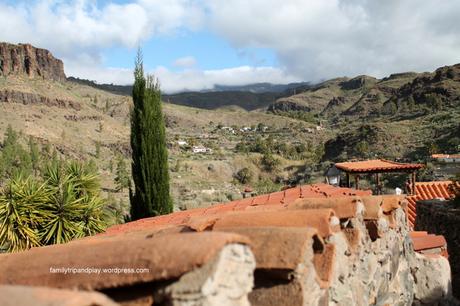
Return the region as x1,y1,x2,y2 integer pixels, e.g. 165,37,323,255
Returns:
103,31,278,71
1,0,460,93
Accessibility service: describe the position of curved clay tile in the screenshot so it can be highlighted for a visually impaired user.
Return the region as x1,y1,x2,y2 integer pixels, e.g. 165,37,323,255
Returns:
187,209,339,238
380,195,405,213
216,226,335,290
360,196,384,220
0,285,119,306
288,197,363,219
0,232,251,290
411,235,447,252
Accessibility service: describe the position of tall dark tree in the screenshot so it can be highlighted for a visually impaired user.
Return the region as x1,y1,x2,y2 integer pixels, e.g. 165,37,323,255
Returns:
129,51,172,220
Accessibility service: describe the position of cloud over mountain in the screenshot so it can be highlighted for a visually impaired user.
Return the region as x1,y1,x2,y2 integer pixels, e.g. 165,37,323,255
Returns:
1,0,460,92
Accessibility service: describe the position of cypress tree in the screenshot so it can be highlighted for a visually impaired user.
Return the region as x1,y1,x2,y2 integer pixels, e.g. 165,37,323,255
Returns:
129,50,172,220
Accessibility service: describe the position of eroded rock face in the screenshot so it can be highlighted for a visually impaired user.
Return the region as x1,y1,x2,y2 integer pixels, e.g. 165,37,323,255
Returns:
0,89,81,110
0,42,66,82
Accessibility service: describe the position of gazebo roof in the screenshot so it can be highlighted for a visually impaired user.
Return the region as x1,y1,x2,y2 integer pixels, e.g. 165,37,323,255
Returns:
335,159,424,173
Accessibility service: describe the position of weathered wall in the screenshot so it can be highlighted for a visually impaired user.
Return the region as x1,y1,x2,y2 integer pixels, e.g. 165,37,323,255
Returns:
416,199,460,298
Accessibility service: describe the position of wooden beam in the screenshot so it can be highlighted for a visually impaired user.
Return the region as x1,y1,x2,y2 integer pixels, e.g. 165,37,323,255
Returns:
346,173,350,188
376,173,380,195
355,175,359,190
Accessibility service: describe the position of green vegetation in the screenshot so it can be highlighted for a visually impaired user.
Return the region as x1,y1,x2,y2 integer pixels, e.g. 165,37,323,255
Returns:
234,167,253,184
272,110,318,124
261,153,281,172
114,156,130,192
129,51,172,220
254,178,282,194
235,136,318,161
0,127,107,252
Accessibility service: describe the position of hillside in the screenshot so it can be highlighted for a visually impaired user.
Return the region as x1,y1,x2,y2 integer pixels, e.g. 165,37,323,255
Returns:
0,42,330,215
68,77,307,111
1,42,459,217
266,65,460,161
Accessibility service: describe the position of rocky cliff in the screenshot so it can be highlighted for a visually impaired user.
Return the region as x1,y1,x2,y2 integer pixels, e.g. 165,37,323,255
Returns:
0,42,66,82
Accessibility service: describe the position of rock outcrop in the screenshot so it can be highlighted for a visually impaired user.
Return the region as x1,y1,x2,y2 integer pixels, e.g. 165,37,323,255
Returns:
267,100,312,113
0,42,66,82
0,89,81,110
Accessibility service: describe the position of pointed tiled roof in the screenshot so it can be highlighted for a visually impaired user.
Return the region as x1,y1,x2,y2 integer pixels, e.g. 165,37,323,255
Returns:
335,159,424,173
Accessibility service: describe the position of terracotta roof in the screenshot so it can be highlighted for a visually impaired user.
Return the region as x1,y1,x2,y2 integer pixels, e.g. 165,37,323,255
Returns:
335,159,424,173
103,183,371,237
0,183,452,305
407,181,456,228
0,232,250,290
0,285,119,306
409,231,448,257
432,154,460,159
189,209,340,238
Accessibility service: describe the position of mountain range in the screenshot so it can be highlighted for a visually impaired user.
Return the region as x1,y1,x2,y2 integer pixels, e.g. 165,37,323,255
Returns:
0,41,459,209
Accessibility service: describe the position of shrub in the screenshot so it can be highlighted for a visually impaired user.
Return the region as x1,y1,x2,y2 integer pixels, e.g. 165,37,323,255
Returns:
261,153,280,172
450,173,460,208
0,161,107,252
254,178,281,194
234,167,253,184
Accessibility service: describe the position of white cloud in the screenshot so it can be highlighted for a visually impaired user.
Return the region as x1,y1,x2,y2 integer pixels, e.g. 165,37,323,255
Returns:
67,63,300,94
2,0,460,90
205,0,460,81
153,65,300,93
173,56,197,68
0,0,203,66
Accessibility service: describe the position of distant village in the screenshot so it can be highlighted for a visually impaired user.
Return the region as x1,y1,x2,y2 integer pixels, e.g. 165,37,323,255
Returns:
171,123,326,154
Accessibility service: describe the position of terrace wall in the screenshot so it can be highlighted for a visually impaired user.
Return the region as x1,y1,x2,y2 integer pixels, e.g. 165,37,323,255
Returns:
416,199,460,298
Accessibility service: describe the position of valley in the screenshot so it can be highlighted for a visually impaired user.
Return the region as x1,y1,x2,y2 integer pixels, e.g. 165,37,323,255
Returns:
0,42,459,222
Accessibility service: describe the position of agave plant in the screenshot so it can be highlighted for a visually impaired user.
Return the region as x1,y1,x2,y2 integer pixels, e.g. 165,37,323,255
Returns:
41,176,87,245
0,176,50,252
0,160,107,251
79,195,107,236
40,161,106,245
65,160,100,198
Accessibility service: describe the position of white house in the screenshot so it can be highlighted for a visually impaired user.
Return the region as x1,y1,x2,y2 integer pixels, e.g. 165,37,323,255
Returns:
177,140,188,146
221,126,235,134
192,146,209,153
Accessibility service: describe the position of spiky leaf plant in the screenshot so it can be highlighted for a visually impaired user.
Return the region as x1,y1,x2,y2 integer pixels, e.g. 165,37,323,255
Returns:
0,176,50,252
40,161,106,245
41,175,86,245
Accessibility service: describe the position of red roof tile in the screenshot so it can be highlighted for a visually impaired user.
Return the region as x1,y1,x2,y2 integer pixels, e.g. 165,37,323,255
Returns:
103,184,371,236
431,154,460,159
406,181,456,228
188,209,340,238
335,159,424,173
411,235,447,252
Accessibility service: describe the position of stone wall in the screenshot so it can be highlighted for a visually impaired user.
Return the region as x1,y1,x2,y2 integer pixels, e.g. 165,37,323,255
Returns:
416,199,460,298
0,193,455,305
